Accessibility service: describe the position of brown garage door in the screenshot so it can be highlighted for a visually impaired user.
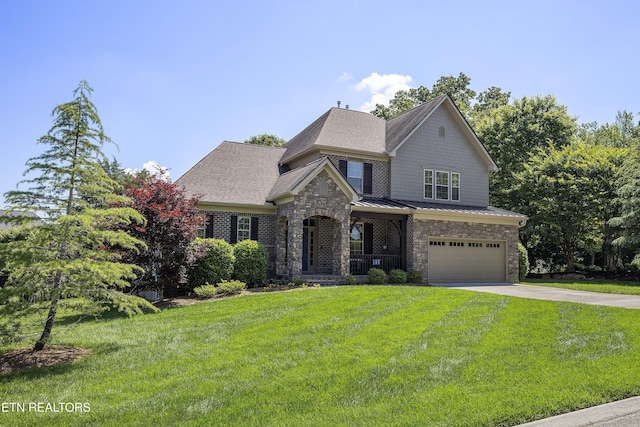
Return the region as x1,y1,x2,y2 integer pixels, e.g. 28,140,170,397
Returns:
428,239,506,283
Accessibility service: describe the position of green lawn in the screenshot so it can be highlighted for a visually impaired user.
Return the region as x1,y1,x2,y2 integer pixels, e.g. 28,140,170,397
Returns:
524,278,640,295
2,286,640,426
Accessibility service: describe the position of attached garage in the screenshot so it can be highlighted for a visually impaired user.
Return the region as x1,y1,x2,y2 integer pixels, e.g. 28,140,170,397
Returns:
427,238,506,283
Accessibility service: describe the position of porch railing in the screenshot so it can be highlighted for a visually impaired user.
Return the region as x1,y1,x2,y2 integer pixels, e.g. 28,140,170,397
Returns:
350,254,402,275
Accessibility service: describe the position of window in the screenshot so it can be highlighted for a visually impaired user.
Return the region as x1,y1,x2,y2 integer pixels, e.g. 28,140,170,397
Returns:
347,161,363,193
424,170,433,199
196,215,207,238
429,240,445,246
424,169,460,202
237,216,251,242
452,173,460,201
436,171,449,200
449,241,464,247
469,242,483,248
350,222,363,255
487,243,501,248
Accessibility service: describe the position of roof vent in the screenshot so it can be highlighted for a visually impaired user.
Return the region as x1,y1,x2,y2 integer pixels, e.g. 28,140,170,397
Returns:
345,105,349,110
337,101,341,108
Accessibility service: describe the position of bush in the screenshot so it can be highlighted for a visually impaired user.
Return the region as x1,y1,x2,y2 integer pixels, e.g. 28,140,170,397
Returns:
188,238,235,289
388,269,407,284
193,284,217,299
344,274,356,286
193,280,246,299
233,240,267,288
518,243,530,282
407,270,424,284
368,268,386,284
215,279,247,295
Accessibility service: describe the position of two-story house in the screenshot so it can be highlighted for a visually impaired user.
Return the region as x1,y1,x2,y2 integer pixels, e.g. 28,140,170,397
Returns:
176,94,526,283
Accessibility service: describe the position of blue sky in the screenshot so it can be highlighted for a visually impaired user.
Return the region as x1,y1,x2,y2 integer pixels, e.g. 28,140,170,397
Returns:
1,0,638,208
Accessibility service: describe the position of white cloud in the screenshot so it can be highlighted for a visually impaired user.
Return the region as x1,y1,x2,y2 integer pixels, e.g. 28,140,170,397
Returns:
338,72,353,82
354,73,413,112
125,160,170,180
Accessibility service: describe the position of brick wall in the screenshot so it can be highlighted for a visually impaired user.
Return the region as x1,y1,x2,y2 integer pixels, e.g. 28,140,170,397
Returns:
325,154,390,198
200,210,277,275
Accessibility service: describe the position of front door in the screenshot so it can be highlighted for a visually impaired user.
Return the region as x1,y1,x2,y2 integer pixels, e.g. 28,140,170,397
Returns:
302,219,317,273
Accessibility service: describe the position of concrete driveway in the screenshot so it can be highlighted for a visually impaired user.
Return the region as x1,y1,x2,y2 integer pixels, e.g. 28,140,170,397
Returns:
434,283,640,309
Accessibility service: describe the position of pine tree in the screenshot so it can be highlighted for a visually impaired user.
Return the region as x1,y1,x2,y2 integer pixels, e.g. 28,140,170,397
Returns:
0,81,156,351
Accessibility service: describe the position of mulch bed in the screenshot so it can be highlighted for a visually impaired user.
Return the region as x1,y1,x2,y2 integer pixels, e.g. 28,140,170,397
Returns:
0,345,91,375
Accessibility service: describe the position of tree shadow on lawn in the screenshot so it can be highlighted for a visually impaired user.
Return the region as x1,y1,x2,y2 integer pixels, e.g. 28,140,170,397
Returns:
0,342,121,379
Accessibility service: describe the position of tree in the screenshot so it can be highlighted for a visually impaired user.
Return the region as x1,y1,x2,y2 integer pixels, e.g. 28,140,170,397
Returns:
244,134,287,147
513,142,625,271
473,95,577,210
370,72,477,119
0,81,155,351
610,146,640,255
120,171,202,299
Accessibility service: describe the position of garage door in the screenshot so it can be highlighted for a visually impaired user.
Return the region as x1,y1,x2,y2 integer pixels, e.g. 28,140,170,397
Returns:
428,239,506,283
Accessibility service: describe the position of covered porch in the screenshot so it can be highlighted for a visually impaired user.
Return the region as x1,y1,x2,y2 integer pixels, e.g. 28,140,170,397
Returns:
349,211,408,275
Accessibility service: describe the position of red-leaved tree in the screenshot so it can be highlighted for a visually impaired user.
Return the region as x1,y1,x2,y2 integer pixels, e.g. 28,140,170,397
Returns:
122,171,202,299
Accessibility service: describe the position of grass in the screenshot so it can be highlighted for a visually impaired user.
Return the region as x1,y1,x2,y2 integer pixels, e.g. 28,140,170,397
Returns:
2,285,640,426
524,278,640,295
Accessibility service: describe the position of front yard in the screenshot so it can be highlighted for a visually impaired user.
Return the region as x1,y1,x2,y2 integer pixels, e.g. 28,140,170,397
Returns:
2,285,640,426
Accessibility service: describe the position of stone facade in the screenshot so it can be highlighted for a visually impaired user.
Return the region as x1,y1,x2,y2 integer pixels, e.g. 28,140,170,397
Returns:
275,169,351,278
411,219,520,283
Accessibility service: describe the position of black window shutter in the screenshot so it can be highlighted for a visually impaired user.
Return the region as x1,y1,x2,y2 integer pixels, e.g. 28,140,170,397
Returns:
363,163,373,194
364,223,374,255
205,215,214,238
230,215,237,244
250,217,259,240
338,159,347,177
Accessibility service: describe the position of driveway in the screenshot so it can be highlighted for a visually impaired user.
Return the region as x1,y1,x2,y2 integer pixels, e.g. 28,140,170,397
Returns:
434,283,640,309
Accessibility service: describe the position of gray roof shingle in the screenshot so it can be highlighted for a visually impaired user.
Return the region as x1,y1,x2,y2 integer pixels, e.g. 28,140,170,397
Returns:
267,158,324,200
281,107,386,163
175,141,286,206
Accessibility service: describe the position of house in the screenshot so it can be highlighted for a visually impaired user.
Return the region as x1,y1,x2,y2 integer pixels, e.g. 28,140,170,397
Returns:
176,95,526,283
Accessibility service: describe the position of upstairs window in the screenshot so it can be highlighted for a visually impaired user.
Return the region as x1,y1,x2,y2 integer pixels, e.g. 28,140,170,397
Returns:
451,173,460,201
347,161,363,193
424,169,460,202
424,170,433,199
436,171,449,200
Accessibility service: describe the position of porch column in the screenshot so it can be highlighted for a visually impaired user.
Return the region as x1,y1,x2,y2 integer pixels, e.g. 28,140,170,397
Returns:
288,217,303,277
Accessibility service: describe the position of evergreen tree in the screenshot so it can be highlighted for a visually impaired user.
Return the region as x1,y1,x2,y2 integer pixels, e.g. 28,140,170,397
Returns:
0,81,155,351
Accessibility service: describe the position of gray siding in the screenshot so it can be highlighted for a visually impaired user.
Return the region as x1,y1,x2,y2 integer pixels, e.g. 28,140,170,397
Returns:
390,106,490,207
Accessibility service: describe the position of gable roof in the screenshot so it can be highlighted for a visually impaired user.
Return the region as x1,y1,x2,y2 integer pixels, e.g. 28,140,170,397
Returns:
386,94,498,171
175,141,287,206
268,157,360,203
280,107,386,163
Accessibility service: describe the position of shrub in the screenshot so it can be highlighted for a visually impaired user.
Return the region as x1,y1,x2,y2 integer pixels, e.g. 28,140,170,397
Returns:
407,270,424,284
233,240,267,288
518,243,530,282
344,274,356,286
368,268,386,284
388,269,407,284
193,284,217,299
193,280,246,299
215,279,247,295
188,238,235,289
